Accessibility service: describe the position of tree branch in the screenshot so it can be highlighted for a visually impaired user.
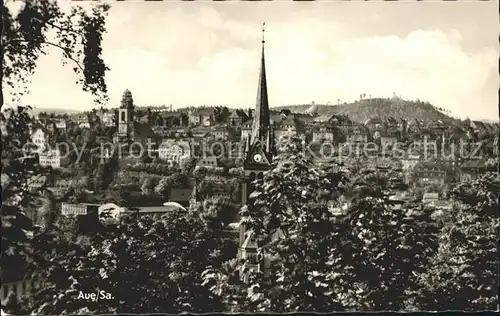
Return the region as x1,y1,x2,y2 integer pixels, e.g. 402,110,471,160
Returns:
42,41,84,72
41,20,86,40
4,38,85,73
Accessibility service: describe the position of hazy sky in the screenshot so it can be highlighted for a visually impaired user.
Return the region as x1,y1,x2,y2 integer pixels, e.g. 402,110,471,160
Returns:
5,1,499,120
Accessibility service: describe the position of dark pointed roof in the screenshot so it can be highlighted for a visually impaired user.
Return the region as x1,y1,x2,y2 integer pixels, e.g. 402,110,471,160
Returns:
250,30,270,146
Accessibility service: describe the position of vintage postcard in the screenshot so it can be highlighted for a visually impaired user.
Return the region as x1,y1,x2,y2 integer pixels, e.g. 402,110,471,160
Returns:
1,0,498,314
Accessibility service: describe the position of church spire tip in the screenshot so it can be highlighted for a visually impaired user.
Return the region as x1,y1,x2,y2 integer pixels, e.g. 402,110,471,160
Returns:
261,22,265,44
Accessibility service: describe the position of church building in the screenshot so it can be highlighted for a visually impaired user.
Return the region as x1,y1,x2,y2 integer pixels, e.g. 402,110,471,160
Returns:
236,24,284,281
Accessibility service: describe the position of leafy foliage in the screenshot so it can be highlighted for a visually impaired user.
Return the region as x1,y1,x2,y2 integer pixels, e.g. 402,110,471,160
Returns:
204,136,356,312
343,167,440,310
29,209,234,314
415,173,499,311
2,0,110,105
1,106,49,283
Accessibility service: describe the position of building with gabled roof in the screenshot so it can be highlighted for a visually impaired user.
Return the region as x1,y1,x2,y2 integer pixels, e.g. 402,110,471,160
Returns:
228,110,247,127
189,108,215,126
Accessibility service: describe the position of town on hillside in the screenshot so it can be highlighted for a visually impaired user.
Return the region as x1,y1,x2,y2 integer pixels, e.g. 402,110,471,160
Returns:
1,4,498,315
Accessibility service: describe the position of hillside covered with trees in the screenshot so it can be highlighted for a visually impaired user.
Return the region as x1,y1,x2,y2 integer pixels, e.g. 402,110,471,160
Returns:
274,97,456,123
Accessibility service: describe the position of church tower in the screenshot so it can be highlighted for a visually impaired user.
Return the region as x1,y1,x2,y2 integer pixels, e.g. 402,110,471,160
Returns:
118,89,134,138
238,23,275,258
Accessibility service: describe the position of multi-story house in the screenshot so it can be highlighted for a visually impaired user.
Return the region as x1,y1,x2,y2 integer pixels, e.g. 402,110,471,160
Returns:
397,118,408,135
101,113,115,127
39,149,65,169
189,108,215,126
0,122,7,137
188,111,201,126
385,117,399,130
78,121,90,129
212,185,232,201
459,159,488,181
241,120,253,141
55,120,67,130
312,126,334,142
49,179,74,196
274,117,297,140
422,192,439,203
158,111,185,127
380,131,400,150
205,174,224,182
1,279,37,306
190,126,211,138
312,115,331,124
31,127,46,151
401,156,421,171
27,175,48,192
334,116,354,135
470,120,486,135
228,110,246,127
345,124,369,144
427,120,445,134
412,162,447,186
212,125,229,140
0,112,8,137
45,121,56,134
364,117,384,130
198,156,218,167
158,139,191,166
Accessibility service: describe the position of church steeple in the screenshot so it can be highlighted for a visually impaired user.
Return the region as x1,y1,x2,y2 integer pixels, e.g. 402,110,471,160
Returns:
250,22,270,147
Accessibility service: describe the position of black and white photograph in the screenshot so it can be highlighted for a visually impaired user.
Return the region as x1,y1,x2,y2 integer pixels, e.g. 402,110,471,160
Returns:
1,0,499,314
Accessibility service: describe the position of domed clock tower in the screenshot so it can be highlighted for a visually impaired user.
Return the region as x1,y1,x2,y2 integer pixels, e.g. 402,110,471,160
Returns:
118,89,134,138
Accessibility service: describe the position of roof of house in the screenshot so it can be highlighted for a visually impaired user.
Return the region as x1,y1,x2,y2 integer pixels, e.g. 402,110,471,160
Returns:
31,122,46,133
364,117,383,125
28,174,48,186
461,159,487,169
278,117,296,126
229,110,244,119
241,231,258,249
170,188,193,201
312,126,334,133
128,205,184,213
200,156,217,162
313,115,331,123
163,111,183,118
305,103,318,115
471,121,486,130
387,117,398,125
380,130,399,138
422,193,439,201
192,108,215,116
191,126,212,133
242,119,254,128
159,139,190,147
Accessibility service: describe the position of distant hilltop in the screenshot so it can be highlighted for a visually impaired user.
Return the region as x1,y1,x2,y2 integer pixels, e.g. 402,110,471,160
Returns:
30,107,83,115
273,98,456,123
30,97,495,125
